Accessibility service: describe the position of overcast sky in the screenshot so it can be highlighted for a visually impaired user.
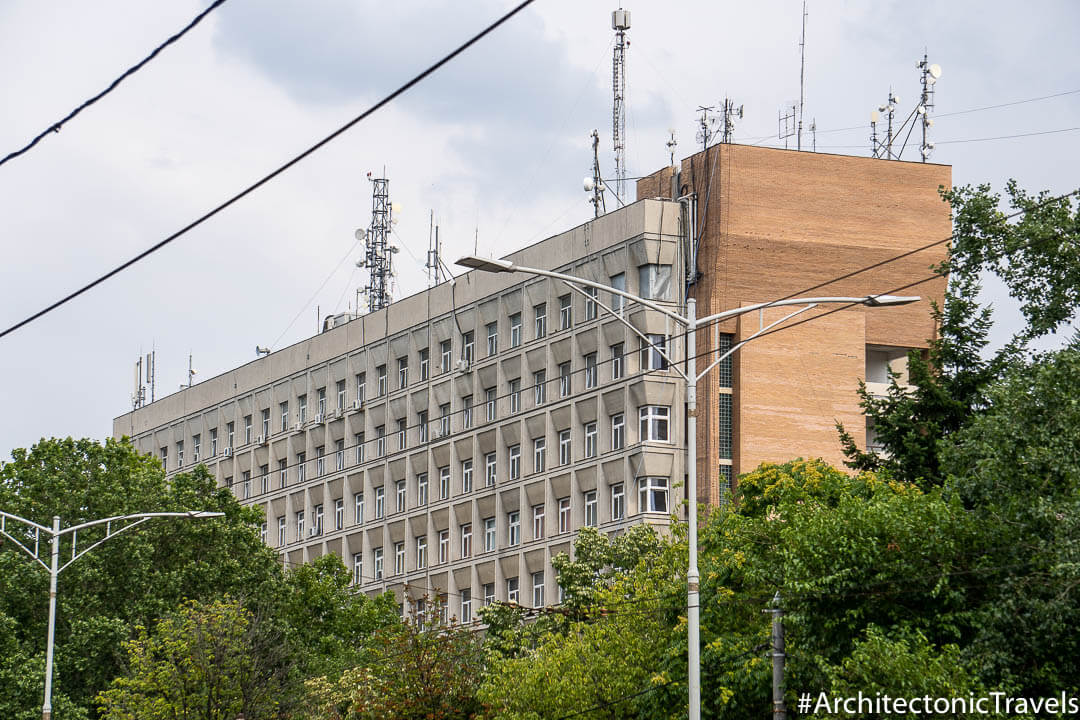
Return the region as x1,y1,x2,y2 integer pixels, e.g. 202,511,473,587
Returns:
1,0,1077,461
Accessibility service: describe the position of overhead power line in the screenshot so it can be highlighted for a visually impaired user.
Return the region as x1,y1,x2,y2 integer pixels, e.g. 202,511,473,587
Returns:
0,0,229,168
0,0,536,343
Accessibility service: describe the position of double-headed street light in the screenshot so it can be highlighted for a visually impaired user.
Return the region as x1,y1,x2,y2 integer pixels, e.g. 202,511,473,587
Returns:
457,254,918,720
0,509,225,720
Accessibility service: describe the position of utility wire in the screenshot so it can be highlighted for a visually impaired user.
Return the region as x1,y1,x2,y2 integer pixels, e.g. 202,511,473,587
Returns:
0,0,229,168
0,0,536,343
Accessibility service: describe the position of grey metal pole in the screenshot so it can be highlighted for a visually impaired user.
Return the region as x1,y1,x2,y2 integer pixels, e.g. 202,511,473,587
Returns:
42,515,59,720
770,592,786,720
687,298,701,720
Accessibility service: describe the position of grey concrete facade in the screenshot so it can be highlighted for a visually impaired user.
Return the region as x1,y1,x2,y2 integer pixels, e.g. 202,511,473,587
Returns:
114,199,687,620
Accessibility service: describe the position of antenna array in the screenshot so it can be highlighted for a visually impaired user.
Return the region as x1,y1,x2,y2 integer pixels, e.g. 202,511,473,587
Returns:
720,98,744,144
611,8,630,202
358,173,398,312
778,103,796,149
870,54,941,161
696,106,719,152
587,129,606,218
131,350,155,409
425,211,447,286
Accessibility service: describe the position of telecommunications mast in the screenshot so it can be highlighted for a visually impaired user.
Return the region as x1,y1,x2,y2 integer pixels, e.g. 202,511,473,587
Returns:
611,7,630,202
357,172,398,312
917,53,942,161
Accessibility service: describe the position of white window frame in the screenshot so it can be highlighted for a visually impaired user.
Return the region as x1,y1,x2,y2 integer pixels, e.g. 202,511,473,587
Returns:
584,490,597,527
639,405,671,442
462,459,473,494
508,511,520,546
461,523,472,558
638,476,670,513
558,497,571,533
611,483,625,520
509,378,521,414
534,370,546,405
558,429,571,465
486,321,498,356
510,313,522,347
416,535,428,569
396,479,407,513
394,542,405,575
611,413,625,450
584,286,598,320
534,303,547,339
417,473,429,506
484,517,496,552
532,571,545,608
584,422,597,458
354,492,364,523
532,504,544,539
584,353,597,389
509,444,521,480
533,437,546,473
439,529,450,563
373,547,384,579
439,466,451,499
485,452,497,487
559,362,571,397
374,486,385,519
559,294,572,330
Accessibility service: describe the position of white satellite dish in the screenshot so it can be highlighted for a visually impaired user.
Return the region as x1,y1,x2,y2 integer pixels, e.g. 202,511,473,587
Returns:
354,229,365,241
917,105,926,115
929,63,942,80
583,177,595,192
892,94,901,106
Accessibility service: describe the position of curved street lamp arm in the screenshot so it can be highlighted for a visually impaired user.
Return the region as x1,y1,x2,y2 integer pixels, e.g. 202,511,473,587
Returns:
694,305,817,383
696,295,919,326
58,511,225,536
0,521,50,571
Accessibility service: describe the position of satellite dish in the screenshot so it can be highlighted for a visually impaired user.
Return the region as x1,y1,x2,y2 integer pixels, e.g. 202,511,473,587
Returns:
391,202,402,214
892,94,901,106
871,110,880,123
917,105,926,115
928,63,942,80
583,177,595,192
354,229,365,241
878,104,888,112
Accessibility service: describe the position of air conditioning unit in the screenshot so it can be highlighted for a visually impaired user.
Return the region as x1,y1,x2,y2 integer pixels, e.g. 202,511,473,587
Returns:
223,447,233,457
314,412,324,424
335,407,344,419
256,434,266,445
353,399,363,411
309,527,320,537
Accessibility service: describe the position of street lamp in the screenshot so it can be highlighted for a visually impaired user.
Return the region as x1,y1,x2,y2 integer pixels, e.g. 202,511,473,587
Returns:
0,509,225,720
456,254,918,720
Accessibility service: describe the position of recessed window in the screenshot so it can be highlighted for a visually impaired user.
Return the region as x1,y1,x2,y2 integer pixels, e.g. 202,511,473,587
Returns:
559,362,571,397
558,497,571,533
356,373,366,404
417,473,428,506
441,340,452,372
462,459,473,494
532,571,545,608
398,357,409,389
462,331,475,366
374,547,384,579
584,422,597,458
507,576,519,604
610,273,626,312
638,263,672,300
584,490,597,527
375,486,385,519
463,395,473,429
640,334,668,371
510,313,522,347
508,511,520,546
439,530,450,563
377,366,387,396
534,303,547,339
559,294,572,330
533,504,545,539
584,353,597,389
509,444,521,480
461,524,472,558
486,387,497,422
335,498,344,530
439,466,451,499
396,479,406,513
419,349,429,380
534,370,546,405
558,429,571,465
638,476,669,513
354,492,364,523
316,389,326,418
611,483,625,520
533,437,546,473
484,517,496,552
509,378,521,414
394,542,405,575
416,536,428,569
611,413,625,450
584,287,598,320
376,425,385,457
486,322,498,356
639,405,671,442
485,452,497,487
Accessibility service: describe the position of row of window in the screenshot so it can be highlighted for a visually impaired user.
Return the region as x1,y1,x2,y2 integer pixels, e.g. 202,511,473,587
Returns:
225,404,670,501
392,571,549,624
267,477,669,558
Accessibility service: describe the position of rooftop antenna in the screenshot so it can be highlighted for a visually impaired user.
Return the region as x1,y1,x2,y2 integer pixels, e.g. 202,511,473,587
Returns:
425,211,447,285
720,97,744,143
778,103,796,149
357,171,398,312
585,129,607,218
797,0,808,150
146,348,155,403
666,128,677,166
917,52,941,161
611,7,631,203
870,108,880,157
810,118,817,152
131,355,145,410
695,106,719,152
179,353,196,390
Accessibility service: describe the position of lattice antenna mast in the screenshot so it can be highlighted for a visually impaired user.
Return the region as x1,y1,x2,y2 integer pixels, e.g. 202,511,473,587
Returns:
797,0,807,150
359,172,397,312
611,7,630,202
720,98,743,144
917,52,942,161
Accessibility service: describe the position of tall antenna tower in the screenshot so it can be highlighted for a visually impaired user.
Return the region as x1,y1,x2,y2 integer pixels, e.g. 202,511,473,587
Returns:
917,52,942,161
425,211,447,286
611,7,630,202
797,1,808,150
720,98,743,144
358,172,397,312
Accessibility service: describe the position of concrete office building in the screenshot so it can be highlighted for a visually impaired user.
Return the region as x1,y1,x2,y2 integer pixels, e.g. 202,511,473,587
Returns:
114,144,950,617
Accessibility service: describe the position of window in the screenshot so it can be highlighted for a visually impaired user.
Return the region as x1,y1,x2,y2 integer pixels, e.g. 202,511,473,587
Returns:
639,405,671,442
398,357,409,389
611,483,625,520
377,365,387,396
641,334,668,370
559,429,571,465
438,530,450,563
719,393,733,460
260,522,267,545
394,542,405,575
336,439,345,471
508,511,520,546
419,348,429,380
297,397,307,425
439,467,450,499
355,433,365,464
611,413,625,450
335,498,344,530
192,434,201,462
610,272,626,312
397,419,407,451
507,576,519,604
483,517,496,551
354,492,364,523
534,370,546,405
462,459,473,494
161,446,167,467
226,422,235,450
210,428,218,456
277,516,286,545
462,331,475,366
532,504,545,539
486,321,498,356
317,388,326,417
558,497,571,533
440,403,451,437
441,340,452,372
373,547,383,579
337,380,346,410
584,353,597,389
532,571,545,608
374,486,385,519
485,452,497,487
295,510,305,540
509,444,521,480
297,452,306,483
376,426,385,457
461,524,472,558
242,471,251,499
484,583,496,606
584,490,597,527
559,362,571,397
559,294,572,330
417,473,428,506
278,459,287,489
225,476,233,491
510,313,522,347
416,536,427,569
584,286,598,320
462,396,473,429
485,387,496,422
584,422,597,458
353,553,363,584
508,378,521,414
313,504,324,536
639,263,672,300
280,402,289,432
260,464,269,494
461,588,473,623
533,437,546,473
260,409,270,439
356,373,366,404
396,479,407,513
534,303,547,339
316,446,325,477
418,411,428,443
639,477,669,513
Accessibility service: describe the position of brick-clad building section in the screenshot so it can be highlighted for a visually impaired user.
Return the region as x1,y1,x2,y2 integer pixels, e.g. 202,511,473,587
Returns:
638,144,950,505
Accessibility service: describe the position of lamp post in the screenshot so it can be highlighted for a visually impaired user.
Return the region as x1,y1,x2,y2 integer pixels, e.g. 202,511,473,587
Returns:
457,254,918,720
0,509,225,720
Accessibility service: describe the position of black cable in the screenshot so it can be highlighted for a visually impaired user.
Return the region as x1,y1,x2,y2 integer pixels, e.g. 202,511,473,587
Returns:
0,0,536,342
0,0,229,168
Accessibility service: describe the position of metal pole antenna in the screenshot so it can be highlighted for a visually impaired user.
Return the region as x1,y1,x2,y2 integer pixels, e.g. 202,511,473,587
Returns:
687,297,701,720
41,515,59,720
797,0,807,151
